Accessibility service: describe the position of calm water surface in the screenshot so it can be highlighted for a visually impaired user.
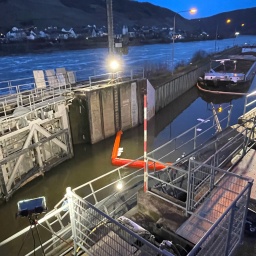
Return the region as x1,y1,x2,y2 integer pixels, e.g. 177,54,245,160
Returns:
0,36,256,255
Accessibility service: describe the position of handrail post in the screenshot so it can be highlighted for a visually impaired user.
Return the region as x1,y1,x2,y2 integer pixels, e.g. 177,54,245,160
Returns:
29,94,32,112
3,102,6,119
194,127,197,149
89,76,92,89
243,95,248,115
66,187,77,253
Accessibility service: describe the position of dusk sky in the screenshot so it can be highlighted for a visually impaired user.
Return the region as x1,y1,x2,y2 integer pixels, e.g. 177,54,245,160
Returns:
136,0,256,19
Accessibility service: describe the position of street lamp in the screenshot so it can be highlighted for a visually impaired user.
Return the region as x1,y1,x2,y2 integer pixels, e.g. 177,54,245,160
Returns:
106,55,122,83
234,31,240,46
214,24,219,53
171,8,197,75
215,19,232,52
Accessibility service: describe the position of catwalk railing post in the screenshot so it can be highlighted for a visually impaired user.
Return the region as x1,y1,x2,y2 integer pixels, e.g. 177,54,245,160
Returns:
225,203,237,256
66,187,77,253
144,88,148,192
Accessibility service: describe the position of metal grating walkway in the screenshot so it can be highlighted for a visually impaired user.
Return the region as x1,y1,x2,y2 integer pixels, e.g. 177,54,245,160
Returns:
176,167,250,245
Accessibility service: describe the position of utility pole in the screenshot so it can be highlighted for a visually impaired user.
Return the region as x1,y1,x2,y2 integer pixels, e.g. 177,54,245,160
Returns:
106,0,114,55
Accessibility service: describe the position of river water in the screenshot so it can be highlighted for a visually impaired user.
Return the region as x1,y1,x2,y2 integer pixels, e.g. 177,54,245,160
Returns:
0,35,256,255
1,35,256,82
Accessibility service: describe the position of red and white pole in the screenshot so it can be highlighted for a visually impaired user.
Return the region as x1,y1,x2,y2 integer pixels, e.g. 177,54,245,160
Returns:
144,93,148,192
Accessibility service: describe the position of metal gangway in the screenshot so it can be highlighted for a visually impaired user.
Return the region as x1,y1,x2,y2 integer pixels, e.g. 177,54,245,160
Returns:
1,96,256,255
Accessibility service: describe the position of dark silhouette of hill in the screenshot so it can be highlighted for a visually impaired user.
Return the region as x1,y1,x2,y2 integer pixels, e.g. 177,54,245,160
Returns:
0,0,255,37
191,8,256,38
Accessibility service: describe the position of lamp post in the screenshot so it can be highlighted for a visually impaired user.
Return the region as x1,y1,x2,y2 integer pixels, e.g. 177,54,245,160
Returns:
106,0,114,55
171,8,197,75
214,24,219,53
215,19,232,52
234,31,240,46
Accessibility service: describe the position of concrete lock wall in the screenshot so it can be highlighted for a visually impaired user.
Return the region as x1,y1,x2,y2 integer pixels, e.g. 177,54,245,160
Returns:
101,87,116,138
119,82,133,130
88,89,105,144
68,96,91,145
87,81,145,144
70,80,148,144
70,64,208,145
155,65,207,112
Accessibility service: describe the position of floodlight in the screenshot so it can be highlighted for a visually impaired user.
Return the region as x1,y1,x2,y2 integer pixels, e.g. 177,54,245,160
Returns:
110,59,120,71
116,181,123,190
106,54,123,73
17,196,47,217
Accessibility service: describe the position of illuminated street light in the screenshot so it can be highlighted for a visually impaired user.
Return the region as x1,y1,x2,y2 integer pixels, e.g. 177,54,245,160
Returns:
234,31,240,46
171,8,197,75
106,55,122,83
109,59,120,71
215,18,233,52
106,54,122,71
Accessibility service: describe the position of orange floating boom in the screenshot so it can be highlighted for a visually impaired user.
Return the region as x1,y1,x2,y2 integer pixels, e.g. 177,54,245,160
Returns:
111,131,171,171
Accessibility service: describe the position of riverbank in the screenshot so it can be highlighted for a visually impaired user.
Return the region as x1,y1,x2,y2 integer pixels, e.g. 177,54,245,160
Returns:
0,36,234,57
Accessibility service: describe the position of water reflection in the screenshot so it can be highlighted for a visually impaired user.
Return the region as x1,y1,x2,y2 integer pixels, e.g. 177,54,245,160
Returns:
198,89,247,104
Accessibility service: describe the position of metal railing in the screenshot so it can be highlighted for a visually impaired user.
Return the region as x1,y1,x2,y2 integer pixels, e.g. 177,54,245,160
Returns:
0,77,35,95
0,67,144,120
0,67,145,95
0,103,255,256
186,125,253,213
0,83,73,120
0,162,146,255
88,68,144,87
146,104,255,214
147,104,233,166
243,90,256,115
66,187,174,256
188,166,252,256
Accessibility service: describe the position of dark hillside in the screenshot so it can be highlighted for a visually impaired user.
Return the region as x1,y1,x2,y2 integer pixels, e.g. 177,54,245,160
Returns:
0,0,200,33
0,0,255,36
191,8,256,37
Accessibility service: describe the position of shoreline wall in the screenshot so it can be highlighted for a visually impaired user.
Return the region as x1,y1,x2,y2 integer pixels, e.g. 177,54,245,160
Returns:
155,64,208,112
